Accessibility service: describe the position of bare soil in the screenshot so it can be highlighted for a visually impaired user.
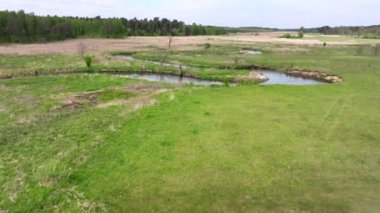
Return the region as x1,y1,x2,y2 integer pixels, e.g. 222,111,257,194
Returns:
54,91,101,110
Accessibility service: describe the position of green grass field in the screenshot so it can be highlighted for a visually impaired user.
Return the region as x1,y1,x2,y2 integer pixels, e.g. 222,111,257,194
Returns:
1,41,380,212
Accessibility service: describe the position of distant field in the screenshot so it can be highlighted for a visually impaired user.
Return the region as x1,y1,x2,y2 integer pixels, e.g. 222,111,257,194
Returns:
0,32,379,56
1,33,380,212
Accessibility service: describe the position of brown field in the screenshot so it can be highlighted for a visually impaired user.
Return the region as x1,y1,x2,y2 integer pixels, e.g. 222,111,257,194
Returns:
0,32,376,56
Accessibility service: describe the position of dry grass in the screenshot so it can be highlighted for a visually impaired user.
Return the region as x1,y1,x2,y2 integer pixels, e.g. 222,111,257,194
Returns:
0,32,374,56
0,104,5,113
97,84,168,109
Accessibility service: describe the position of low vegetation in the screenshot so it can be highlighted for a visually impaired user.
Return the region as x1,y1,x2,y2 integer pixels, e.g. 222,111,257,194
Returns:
280,28,304,39
362,34,380,39
83,55,93,68
204,42,212,50
1,37,380,212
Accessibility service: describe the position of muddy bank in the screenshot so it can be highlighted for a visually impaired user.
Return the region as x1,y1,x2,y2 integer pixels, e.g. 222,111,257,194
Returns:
0,73,13,79
233,65,342,83
0,70,226,86
95,70,224,85
53,91,101,110
232,71,268,83
0,65,342,85
285,70,342,83
241,48,263,55
0,70,80,80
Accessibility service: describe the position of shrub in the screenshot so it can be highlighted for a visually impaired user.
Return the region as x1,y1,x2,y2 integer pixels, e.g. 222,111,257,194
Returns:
223,78,230,87
362,34,380,39
280,33,304,39
298,31,304,38
281,34,292,38
83,55,93,68
298,26,304,38
204,43,211,50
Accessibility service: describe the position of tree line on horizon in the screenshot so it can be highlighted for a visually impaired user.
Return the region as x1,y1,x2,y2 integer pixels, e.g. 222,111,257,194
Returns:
0,10,227,43
296,26,380,37
231,25,380,38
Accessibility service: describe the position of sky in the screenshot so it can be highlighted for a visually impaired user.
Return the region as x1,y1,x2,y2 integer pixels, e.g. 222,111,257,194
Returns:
1,0,379,28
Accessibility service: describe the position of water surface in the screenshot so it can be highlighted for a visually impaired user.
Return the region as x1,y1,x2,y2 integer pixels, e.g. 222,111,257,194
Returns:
116,55,134,60
118,73,223,86
245,50,263,55
259,70,322,85
113,54,322,86
117,55,187,68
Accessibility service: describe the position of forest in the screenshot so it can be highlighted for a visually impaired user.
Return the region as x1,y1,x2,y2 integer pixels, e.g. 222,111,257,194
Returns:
0,10,227,43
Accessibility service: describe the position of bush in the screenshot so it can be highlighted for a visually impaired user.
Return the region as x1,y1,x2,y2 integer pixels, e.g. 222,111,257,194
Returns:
298,31,304,38
83,55,93,68
204,43,211,50
281,34,292,38
362,34,380,39
280,33,304,39
223,78,230,87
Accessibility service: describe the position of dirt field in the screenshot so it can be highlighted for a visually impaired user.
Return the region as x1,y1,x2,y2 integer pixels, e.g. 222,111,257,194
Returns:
0,32,376,56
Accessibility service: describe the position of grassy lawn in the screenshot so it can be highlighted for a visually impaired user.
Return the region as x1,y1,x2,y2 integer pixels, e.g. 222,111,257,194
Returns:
0,41,380,212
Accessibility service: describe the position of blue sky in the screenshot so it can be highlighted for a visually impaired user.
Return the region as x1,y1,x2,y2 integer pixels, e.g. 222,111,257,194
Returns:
1,0,379,28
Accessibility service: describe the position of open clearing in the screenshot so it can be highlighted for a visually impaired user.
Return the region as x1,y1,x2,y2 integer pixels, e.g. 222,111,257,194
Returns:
1,34,380,212
0,32,377,56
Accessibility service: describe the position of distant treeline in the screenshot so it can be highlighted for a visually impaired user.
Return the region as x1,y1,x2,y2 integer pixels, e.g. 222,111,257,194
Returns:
301,26,380,37
0,10,227,43
229,25,380,37
224,27,279,33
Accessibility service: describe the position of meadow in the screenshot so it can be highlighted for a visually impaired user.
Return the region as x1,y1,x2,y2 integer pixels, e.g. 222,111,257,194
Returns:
0,34,380,212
